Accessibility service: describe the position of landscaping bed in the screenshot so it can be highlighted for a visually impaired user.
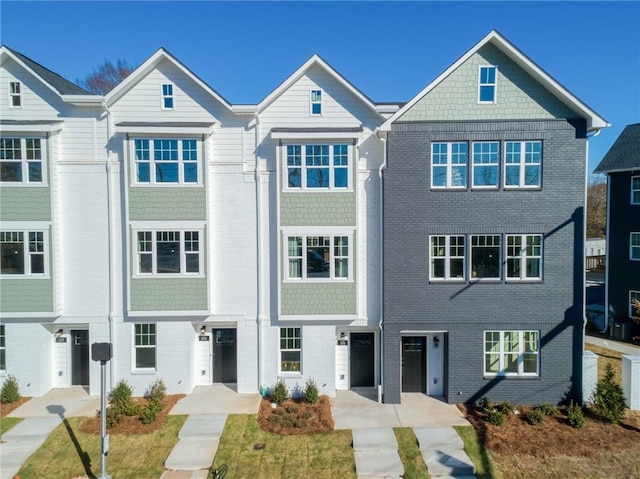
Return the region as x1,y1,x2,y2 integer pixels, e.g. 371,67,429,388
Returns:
0,396,30,417
257,395,334,435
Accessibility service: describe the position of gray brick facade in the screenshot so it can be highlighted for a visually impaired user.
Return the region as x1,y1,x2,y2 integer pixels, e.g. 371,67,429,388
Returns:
383,119,587,405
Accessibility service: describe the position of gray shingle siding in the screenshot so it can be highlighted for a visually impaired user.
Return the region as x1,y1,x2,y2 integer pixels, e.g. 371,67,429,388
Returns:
383,119,587,405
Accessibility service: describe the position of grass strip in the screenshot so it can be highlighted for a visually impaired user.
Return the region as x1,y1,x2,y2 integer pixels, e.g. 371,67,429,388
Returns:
393,427,428,478
454,425,502,479
1,416,23,438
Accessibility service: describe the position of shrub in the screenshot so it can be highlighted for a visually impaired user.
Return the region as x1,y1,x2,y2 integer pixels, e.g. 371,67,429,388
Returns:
566,400,586,429
591,363,626,424
485,409,506,426
525,408,545,425
110,380,140,416
303,378,319,405
146,379,166,402
478,396,492,413
106,406,123,428
496,401,516,415
1,374,21,404
537,402,559,417
271,379,289,404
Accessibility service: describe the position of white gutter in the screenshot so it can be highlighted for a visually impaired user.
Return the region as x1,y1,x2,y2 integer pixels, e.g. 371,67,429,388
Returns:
376,130,387,403
254,112,263,393
103,100,116,387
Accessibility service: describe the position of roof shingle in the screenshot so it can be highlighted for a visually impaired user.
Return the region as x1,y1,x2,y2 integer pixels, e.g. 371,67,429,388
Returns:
595,123,640,173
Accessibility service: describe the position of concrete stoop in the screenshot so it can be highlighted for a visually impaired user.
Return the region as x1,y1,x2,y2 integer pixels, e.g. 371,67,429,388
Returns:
413,427,476,478
352,427,404,478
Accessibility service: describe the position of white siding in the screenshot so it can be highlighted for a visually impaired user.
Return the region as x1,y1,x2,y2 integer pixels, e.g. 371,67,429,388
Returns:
2,323,53,397
0,59,62,119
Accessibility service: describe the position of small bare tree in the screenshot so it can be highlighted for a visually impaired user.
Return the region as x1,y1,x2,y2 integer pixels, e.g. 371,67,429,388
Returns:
77,59,135,95
586,176,607,238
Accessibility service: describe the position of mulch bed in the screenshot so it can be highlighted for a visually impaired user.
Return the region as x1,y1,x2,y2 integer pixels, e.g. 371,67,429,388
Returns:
458,403,640,458
0,396,31,417
257,395,334,435
80,394,184,435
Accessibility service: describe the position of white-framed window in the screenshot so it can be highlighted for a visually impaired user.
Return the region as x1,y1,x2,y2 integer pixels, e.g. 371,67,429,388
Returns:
631,233,640,261
310,89,322,115
630,291,640,318
478,66,497,103
505,141,542,188
472,142,499,188
430,235,465,280
506,235,542,280
134,323,156,369
280,327,301,373
632,176,640,205
9,81,21,107
484,330,539,376
135,229,202,276
285,144,350,190
0,137,44,184
0,324,5,371
161,83,174,109
133,138,199,185
0,230,47,276
431,142,468,188
471,234,501,279
286,234,352,281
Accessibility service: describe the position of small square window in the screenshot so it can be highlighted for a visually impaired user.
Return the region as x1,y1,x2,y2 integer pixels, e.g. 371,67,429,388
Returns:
310,89,322,115
162,83,174,109
631,176,640,205
478,66,497,103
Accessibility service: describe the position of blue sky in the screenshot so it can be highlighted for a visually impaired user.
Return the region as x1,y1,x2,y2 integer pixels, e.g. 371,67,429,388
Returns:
1,1,638,174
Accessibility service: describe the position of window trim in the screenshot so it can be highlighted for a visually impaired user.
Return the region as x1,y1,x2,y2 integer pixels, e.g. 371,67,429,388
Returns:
429,235,466,281
471,141,500,189
504,141,542,188
631,176,640,205
161,83,174,110
279,327,301,374
9,81,22,108
133,323,157,370
478,65,497,104
484,330,539,377
631,232,640,261
283,143,352,191
0,136,47,186
505,234,543,281
0,324,5,372
133,228,204,278
431,142,468,189
284,231,354,282
310,89,322,116
131,138,201,186
0,229,49,278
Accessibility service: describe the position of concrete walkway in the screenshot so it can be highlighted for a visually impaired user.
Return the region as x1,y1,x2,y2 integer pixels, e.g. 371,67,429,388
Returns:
352,427,404,479
414,427,476,479
586,334,640,356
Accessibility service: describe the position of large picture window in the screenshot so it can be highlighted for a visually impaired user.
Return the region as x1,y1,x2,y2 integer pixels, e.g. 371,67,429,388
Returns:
484,330,539,376
286,234,351,280
0,138,43,184
0,230,46,276
134,323,156,369
430,235,465,280
135,229,201,276
506,235,542,280
431,142,468,188
134,139,199,185
471,235,501,279
472,142,499,187
505,141,542,187
280,327,301,372
285,144,350,190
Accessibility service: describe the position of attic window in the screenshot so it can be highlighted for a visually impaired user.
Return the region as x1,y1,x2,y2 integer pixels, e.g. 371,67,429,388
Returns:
162,83,174,110
478,66,497,103
310,89,322,115
10,82,21,107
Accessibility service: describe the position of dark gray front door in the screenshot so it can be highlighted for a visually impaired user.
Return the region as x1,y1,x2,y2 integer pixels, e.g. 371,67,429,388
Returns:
71,330,89,386
350,332,375,387
213,329,237,383
402,336,426,393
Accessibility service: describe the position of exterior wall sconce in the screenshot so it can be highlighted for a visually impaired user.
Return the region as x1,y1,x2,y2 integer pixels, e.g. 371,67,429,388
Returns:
339,332,346,340
55,329,63,338
433,336,440,348
200,325,206,335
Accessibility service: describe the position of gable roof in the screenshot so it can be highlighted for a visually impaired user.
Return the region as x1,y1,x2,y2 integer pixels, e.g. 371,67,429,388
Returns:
1,45,100,103
380,30,609,132
105,47,233,111
256,54,389,118
594,123,640,173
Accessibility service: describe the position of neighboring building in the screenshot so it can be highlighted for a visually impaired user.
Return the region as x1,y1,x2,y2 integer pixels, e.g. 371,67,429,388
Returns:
378,31,608,405
594,123,640,341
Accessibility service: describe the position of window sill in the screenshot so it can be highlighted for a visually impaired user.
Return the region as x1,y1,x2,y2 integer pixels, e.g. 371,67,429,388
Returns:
503,186,542,191
130,183,203,188
283,278,354,284
0,275,50,280
131,369,157,375
484,375,540,380
504,279,543,284
430,187,468,191
282,188,353,193
132,274,205,279
0,183,48,188
428,279,467,284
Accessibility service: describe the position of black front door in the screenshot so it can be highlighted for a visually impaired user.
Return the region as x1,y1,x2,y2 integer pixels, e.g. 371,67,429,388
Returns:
402,336,426,393
71,330,89,386
213,329,237,383
350,332,375,387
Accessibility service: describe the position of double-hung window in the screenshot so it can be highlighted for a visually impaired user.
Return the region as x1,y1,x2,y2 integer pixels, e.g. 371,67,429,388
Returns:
280,327,301,372
136,230,202,276
10,82,21,107
484,330,539,376
134,323,156,369
631,233,640,261
310,89,322,115
630,291,640,318
472,142,499,187
0,324,5,371
506,235,542,280
285,144,350,190
286,234,351,280
134,139,199,185
430,235,465,280
505,141,542,187
431,142,468,188
162,83,174,109
632,176,640,205
478,66,497,103
0,231,46,276
1,138,43,184
470,234,501,279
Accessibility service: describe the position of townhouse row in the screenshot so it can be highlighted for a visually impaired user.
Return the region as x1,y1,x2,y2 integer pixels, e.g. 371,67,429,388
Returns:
0,31,608,405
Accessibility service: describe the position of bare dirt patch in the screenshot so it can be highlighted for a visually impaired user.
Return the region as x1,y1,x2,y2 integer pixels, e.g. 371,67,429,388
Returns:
80,394,184,435
257,395,334,435
0,396,31,417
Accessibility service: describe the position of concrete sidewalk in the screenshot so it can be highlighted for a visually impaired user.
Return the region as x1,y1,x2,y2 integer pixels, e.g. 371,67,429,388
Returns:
352,427,404,479
586,334,640,356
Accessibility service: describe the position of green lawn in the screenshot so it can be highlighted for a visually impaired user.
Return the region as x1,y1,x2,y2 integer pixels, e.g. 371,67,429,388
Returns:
393,427,428,478
455,425,502,479
18,415,186,479
1,416,22,438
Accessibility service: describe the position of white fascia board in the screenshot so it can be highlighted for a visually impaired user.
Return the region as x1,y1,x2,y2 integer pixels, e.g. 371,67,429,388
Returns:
62,95,103,105
0,312,59,319
127,310,210,319
115,124,216,135
598,167,640,174
0,123,63,133
271,130,362,140
279,314,358,321
232,105,258,115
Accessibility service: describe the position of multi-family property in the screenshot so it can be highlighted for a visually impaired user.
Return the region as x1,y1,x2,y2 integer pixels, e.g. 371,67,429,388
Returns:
0,31,607,405
594,124,640,342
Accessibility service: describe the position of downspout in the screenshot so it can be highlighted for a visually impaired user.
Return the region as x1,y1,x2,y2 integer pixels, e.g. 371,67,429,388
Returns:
103,100,116,387
376,131,387,403
254,112,263,393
